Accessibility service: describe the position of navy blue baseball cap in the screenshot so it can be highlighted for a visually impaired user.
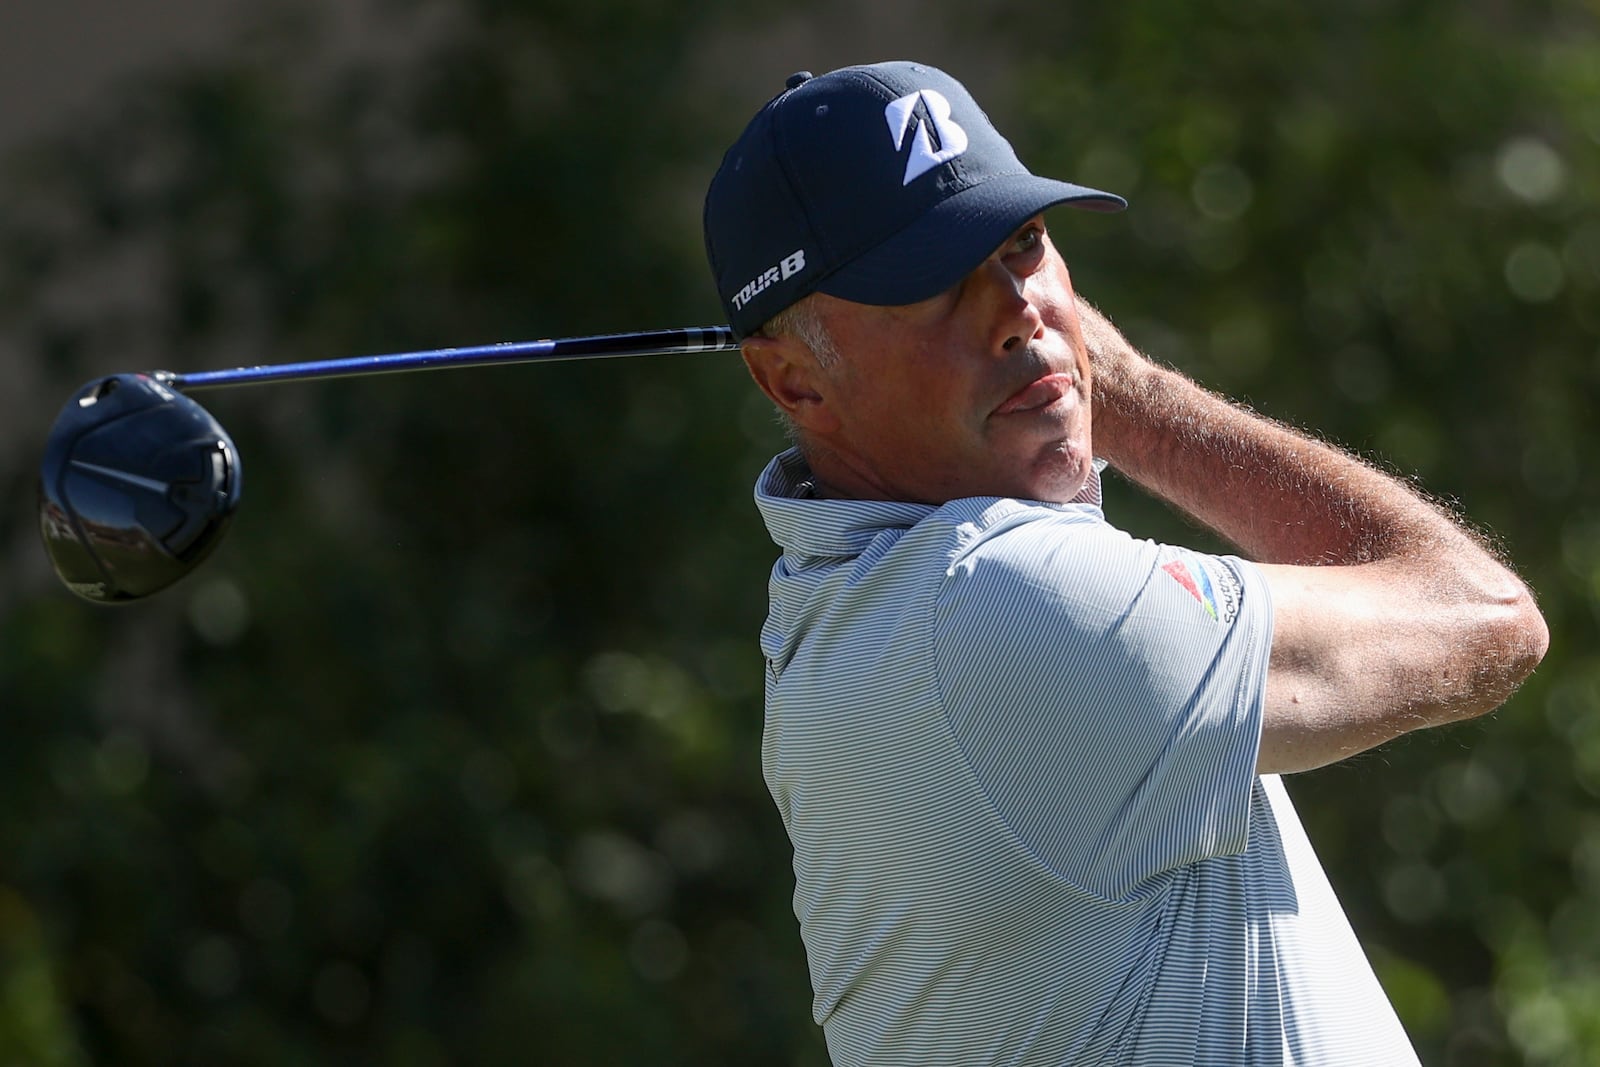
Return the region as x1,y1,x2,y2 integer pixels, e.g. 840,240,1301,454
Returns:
704,61,1126,339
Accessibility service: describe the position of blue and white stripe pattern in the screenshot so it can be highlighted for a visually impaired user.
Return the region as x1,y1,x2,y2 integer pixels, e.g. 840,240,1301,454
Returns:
753,449,1419,1066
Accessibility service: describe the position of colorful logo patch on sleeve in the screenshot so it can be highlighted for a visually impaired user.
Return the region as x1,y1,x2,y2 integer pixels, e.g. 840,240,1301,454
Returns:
1158,548,1242,624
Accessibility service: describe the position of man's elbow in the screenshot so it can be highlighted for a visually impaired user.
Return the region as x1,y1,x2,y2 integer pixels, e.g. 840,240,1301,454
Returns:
1471,582,1550,713
1504,584,1550,683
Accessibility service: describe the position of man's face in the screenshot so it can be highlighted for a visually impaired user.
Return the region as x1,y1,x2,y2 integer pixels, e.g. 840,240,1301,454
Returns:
807,218,1094,505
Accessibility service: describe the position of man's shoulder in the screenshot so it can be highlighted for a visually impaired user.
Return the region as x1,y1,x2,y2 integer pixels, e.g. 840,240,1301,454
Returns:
934,497,1153,593
932,503,1266,650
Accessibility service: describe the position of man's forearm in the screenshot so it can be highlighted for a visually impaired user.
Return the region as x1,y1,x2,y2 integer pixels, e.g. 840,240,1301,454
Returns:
1079,303,1479,570
1089,359,1465,567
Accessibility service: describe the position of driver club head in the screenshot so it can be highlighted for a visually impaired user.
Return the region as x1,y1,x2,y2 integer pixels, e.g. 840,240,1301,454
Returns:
38,374,241,603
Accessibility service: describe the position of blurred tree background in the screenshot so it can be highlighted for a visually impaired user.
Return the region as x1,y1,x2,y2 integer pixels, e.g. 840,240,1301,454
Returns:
1,0,1597,1063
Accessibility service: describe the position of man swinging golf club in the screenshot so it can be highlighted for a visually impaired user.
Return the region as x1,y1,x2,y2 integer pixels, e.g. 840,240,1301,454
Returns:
704,60,1548,1065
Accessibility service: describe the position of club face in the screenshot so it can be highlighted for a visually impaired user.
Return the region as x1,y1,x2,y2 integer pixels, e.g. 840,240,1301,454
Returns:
38,374,242,603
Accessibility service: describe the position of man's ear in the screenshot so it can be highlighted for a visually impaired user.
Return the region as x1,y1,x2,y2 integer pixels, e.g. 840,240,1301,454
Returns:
740,334,841,435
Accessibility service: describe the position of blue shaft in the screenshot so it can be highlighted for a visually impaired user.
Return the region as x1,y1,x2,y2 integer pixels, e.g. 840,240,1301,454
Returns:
160,326,738,392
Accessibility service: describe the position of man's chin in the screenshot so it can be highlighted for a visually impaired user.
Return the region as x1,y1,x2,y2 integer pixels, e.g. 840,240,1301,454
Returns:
1024,449,1094,504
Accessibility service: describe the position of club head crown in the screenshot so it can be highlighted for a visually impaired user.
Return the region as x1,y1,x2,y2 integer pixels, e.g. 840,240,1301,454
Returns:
38,374,241,603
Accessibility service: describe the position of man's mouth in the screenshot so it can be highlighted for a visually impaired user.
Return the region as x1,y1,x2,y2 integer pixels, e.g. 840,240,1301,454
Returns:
994,373,1075,415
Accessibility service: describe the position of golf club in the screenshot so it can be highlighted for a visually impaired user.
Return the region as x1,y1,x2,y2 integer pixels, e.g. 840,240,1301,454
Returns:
38,326,738,604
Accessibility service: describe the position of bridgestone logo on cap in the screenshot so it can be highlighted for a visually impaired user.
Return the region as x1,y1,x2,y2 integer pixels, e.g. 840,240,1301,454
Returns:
885,89,969,185
731,249,807,310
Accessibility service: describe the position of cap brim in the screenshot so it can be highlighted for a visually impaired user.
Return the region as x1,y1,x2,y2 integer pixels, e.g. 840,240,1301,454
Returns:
815,174,1124,307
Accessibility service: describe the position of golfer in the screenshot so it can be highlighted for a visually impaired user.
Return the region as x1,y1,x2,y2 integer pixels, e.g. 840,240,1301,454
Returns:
704,61,1548,1065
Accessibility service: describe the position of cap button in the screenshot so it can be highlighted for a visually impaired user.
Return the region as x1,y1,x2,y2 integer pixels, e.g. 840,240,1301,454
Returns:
785,71,814,90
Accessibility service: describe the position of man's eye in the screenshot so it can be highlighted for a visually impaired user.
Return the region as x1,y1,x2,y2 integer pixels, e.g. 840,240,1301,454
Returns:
1012,227,1042,254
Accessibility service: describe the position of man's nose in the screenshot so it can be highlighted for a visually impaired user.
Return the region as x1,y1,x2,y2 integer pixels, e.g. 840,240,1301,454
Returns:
978,257,1043,355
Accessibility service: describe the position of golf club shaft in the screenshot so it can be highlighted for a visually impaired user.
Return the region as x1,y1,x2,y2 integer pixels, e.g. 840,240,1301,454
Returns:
156,326,738,392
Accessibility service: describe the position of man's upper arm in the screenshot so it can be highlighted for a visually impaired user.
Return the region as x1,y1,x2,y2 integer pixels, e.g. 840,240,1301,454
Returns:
1257,559,1545,774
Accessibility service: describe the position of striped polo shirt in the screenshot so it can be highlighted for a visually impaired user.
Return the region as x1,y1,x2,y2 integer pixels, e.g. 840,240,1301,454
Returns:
753,449,1419,1066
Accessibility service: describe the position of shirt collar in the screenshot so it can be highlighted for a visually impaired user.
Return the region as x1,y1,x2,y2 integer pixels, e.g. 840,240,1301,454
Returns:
753,449,1106,558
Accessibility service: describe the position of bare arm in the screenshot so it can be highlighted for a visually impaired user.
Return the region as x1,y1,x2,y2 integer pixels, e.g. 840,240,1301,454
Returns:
1077,300,1549,774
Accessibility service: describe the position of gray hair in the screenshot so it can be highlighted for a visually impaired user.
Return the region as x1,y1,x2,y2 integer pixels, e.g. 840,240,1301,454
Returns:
752,296,841,443
756,295,840,368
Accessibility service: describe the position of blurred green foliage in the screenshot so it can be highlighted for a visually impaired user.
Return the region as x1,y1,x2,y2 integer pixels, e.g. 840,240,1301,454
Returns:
1,0,1597,1063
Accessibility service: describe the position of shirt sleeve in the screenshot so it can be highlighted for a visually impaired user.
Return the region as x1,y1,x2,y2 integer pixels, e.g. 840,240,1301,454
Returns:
933,512,1272,902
